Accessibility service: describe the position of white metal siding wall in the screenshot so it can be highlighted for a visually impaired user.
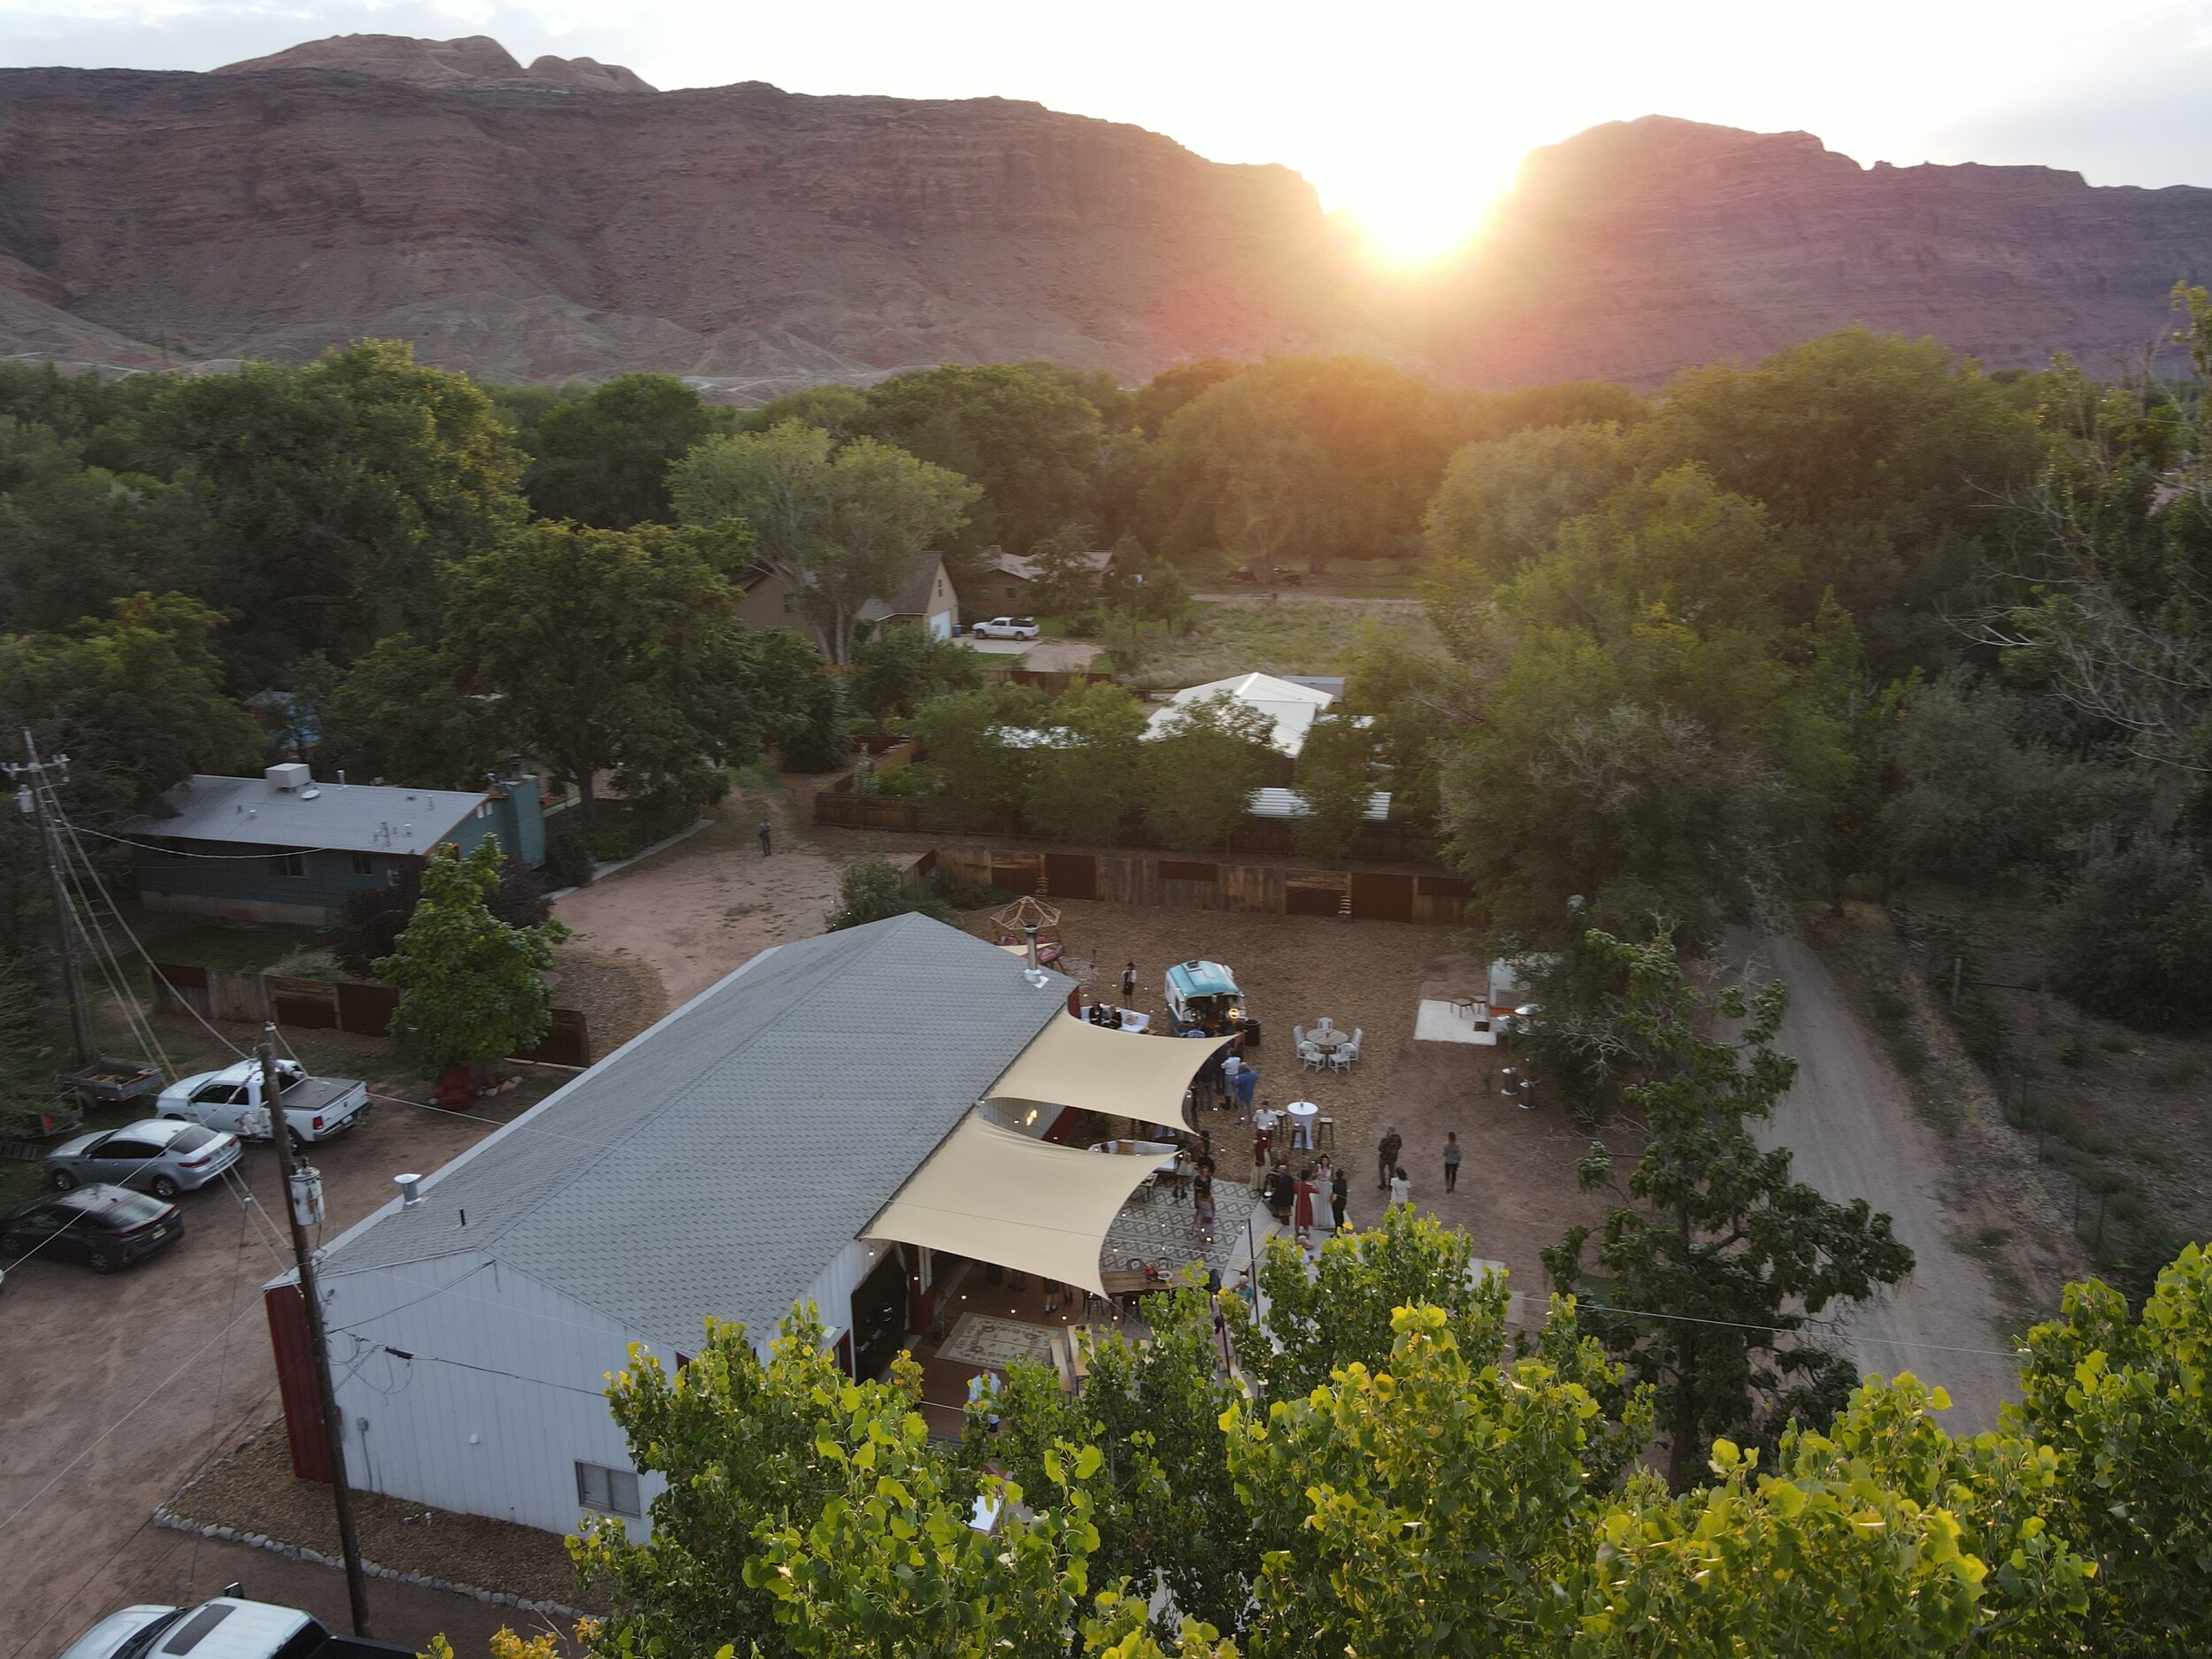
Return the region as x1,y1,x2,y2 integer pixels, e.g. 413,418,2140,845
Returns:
321,1254,667,1539
791,1236,893,1356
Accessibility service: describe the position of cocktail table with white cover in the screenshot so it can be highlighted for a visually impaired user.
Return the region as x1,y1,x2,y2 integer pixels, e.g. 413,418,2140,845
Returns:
1284,1102,1320,1148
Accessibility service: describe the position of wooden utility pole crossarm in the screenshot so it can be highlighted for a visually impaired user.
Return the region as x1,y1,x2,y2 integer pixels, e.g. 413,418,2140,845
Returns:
260,1026,373,1636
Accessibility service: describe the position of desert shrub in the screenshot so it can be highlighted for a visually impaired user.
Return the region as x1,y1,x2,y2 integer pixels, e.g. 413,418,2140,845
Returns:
2048,837,2212,1033
824,853,953,932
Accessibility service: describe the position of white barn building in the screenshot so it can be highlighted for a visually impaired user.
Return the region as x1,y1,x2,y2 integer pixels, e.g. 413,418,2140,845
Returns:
264,914,1216,1538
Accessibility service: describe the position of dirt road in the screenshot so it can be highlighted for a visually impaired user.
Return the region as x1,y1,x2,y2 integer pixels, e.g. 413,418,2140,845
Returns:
554,793,844,1010
1748,932,2021,1432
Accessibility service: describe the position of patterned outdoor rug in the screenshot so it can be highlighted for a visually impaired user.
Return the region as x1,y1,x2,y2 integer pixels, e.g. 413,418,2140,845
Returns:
935,1314,1063,1371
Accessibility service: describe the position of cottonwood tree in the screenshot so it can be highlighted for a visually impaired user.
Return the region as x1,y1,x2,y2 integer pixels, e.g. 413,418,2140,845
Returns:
671,419,979,663
1137,692,1275,850
319,635,503,791
848,626,982,733
440,521,768,834
1021,682,1149,843
1543,929,1914,1491
521,372,721,528
374,838,564,1077
141,340,527,667
1224,1302,1644,1659
1581,1373,2093,1657
0,591,264,826
907,683,1047,832
2010,1241,2212,1655
1286,710,1374,860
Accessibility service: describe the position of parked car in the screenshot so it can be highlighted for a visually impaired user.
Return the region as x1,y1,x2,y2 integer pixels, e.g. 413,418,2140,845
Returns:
970,616,1041,640
2,1185,182,1273
51,1591,418,1659
157,1057,370,1143
47,1118,242,1198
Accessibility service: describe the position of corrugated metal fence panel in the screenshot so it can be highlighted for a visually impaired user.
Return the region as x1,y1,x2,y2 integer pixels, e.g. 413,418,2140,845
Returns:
264,1284,330,1482
520,1008,591,1068
334,981,401,1037
153,965,588,1061
1349,872,1415,925
1043,853,1098,901
1286,873,1348,918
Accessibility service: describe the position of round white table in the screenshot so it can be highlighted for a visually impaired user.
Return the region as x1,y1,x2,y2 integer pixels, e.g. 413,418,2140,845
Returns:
1285,1102,1320,1149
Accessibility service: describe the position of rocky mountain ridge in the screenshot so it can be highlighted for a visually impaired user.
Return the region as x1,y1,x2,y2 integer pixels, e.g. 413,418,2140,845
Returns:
1,38,2206,394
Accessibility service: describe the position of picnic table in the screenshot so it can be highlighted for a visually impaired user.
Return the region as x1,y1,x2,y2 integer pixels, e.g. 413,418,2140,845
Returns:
1306,1025,1350,1051
1101,1267,1174,1303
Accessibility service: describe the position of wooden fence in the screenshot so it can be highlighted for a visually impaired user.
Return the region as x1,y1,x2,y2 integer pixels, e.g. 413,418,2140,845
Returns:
813,786,1441,864
150,964,592,1067
927,847,1475,926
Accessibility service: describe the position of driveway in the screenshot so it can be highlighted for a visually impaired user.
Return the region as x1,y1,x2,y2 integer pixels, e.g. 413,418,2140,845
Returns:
1747,932,2022,1432
953,636,1102,671
1,1090,533,1658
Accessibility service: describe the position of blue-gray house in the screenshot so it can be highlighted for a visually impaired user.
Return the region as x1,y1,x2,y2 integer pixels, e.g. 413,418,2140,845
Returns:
126,764,546,926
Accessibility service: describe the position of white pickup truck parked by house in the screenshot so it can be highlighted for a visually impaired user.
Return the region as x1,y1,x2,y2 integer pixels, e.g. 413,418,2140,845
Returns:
156,1057,370,1143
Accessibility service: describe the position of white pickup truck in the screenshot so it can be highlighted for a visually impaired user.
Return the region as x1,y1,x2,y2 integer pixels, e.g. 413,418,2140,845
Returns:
156,1057,370,1143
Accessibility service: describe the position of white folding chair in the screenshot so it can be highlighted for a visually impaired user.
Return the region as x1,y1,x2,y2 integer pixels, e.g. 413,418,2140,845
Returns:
1292,1024,1306,1050
1330,1028,1363,1072
1300,1041,1325,1071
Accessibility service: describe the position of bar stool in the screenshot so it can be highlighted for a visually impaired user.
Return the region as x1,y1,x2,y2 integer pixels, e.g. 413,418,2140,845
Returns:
1317,1117,1336,1152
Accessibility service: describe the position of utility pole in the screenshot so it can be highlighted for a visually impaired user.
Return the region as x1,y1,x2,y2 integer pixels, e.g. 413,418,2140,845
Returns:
8,730,95,1067
260,1026,373,1636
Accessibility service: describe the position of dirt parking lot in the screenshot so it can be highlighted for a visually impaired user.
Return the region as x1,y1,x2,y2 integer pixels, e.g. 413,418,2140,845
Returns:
1,1018,550,1659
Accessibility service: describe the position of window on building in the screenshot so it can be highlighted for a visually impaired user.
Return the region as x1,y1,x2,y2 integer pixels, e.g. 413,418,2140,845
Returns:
475,803,493,819
270,853,307,879
350,852,374,876
575,1461,641,1517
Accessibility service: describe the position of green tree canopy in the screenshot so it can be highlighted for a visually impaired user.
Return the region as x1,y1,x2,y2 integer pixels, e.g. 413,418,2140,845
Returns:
1423,420,1636,592
0,591,263,826
440,521,770,832
1136,691,1275,849
521,372,721,528
862,363,1107,560
671,419,980,663
1543,930,1915,1491
1286,709,1375,860
824,852,953,931
1138,357,1458,571
319,635,503,790
374,837,564,1075
1638,328,2039,672
141,340,527,668
907,683,1048,831
848,625,983,732
1021,681,1150,842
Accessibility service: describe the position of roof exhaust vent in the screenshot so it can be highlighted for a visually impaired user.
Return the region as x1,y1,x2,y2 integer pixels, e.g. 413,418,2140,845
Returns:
395,1171,423,1208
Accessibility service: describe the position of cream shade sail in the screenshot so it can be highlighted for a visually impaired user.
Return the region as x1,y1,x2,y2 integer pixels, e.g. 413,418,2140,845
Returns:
864,1115,1162,1296
986,1014,1229,1133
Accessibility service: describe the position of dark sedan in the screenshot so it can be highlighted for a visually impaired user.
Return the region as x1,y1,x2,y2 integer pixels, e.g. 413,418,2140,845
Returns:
1,1184,183,1273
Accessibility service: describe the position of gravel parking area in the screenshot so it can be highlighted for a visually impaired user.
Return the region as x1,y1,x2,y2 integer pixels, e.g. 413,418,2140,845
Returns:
172,1428,603,1616
1,1012,548,1658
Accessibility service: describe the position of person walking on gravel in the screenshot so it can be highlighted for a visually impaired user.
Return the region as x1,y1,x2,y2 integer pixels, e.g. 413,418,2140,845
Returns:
1443,1132,1463,1193
757,818,772,856
1377,1125,1402,1189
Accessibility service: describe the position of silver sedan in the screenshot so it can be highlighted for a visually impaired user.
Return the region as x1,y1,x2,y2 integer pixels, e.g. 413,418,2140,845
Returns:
46,1118,243,1201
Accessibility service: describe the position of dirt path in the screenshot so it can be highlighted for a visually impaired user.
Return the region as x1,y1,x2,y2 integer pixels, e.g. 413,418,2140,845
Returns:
1746,932,2021,1432
553,788,845,1010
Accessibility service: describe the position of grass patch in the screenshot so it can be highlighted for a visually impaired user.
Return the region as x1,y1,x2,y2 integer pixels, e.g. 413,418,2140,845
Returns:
1119,600,1441,691
129,923,327,981
1975,1225,2014,1249
2147,1057,2201,1089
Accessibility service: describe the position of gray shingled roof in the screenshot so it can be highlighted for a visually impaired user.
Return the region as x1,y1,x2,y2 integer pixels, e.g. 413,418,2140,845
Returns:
124,773,488,854
315,914,1072,1355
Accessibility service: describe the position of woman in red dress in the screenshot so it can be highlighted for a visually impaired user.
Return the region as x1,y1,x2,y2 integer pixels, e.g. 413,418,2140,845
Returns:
1293,1165,1317,1244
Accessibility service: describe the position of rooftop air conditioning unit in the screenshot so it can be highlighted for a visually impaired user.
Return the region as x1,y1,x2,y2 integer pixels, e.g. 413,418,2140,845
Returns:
265,762,312,794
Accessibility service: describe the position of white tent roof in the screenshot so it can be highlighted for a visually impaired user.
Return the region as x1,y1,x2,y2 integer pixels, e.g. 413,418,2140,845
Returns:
986,1013,1228,1133
1146,672,1337,757
864,1116,1161,1295
1248,787,1393,822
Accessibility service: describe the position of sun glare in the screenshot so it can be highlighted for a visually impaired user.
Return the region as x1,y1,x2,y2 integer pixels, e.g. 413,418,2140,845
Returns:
1333,156,1521,270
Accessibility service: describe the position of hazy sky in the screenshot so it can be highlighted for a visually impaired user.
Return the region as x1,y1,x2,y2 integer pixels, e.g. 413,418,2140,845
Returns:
7,0,2212,258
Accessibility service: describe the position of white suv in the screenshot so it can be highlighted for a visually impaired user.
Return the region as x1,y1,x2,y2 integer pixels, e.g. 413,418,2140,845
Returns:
970,616,1041,640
